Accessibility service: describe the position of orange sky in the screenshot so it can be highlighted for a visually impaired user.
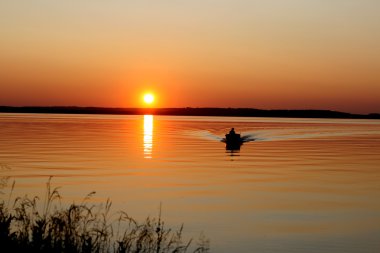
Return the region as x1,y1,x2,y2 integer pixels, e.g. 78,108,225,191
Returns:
0,1,379,113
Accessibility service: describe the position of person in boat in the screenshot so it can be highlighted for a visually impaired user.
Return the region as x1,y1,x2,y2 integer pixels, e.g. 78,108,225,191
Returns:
229,128,236,135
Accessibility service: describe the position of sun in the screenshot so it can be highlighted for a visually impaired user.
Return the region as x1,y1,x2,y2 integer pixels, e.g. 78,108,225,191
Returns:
143,93,155,105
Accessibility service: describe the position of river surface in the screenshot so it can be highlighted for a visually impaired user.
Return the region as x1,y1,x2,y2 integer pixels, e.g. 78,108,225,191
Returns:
0,113,380,253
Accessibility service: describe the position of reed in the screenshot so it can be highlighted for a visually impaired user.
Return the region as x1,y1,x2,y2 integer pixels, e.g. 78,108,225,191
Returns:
0,177,209,253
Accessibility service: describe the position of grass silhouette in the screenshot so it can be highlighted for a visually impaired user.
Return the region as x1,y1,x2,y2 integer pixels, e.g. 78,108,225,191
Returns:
0,177,209,253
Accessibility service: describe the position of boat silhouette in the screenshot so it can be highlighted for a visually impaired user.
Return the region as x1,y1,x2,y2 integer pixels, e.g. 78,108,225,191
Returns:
223,128,244,150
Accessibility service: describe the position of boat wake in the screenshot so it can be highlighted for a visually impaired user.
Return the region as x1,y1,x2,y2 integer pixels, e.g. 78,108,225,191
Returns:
186,130,224,142
186,129,379,143
241,129,379,142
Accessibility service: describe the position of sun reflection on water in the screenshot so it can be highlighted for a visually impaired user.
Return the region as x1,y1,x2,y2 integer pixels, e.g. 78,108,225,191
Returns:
143,115,153,158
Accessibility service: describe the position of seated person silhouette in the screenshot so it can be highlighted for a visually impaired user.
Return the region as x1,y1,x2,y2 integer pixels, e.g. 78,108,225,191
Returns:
229,128,236,135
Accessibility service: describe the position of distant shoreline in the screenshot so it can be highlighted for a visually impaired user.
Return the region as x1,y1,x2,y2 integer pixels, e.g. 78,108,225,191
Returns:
0,106,379,119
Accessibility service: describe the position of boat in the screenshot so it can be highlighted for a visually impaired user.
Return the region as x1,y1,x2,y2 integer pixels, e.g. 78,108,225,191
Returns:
224,132,244,150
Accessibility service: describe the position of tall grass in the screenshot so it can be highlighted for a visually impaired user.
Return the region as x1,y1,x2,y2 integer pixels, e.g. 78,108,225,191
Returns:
0,177,209,253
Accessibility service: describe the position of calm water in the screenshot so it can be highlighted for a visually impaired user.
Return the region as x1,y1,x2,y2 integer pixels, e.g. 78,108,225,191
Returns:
1,113,380,253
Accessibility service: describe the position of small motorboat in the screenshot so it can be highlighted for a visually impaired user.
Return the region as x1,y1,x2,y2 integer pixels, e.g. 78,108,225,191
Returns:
222,128,254,151
224,131,244,150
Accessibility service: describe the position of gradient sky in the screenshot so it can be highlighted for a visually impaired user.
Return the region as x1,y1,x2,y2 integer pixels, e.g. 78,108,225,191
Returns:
0,0,379,113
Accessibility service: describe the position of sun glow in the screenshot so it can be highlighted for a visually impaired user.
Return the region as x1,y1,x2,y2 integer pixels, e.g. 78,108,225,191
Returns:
143,93,155,105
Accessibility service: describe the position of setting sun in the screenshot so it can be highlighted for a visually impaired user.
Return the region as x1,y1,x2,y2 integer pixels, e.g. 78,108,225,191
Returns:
143,93,155,105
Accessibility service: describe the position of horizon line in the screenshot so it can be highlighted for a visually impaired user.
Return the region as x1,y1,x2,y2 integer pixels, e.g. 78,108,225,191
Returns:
0,105,380,118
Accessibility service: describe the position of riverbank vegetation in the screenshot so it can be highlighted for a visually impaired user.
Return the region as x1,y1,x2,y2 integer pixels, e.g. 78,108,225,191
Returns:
0,178,209,253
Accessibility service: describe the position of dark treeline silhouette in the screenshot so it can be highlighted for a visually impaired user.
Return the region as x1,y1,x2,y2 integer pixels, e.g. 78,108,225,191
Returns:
0,106,379,119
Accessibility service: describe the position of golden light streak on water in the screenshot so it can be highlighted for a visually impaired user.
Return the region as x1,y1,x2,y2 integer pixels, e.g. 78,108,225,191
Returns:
143,115,153,159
